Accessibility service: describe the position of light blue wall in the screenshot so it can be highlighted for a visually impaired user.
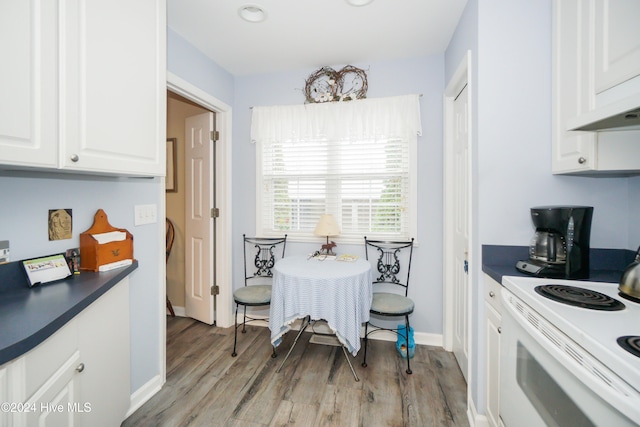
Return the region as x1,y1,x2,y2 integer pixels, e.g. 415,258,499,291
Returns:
0,172,163,393
445,0,636,414
168,28,235,106
233,57,447,333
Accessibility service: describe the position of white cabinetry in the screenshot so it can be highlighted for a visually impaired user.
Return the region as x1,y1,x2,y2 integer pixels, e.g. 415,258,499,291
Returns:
0,0,166,176
593,0,640,94
0,278,130,427
484,275,502,427
552,0,640,175
0,0,58,169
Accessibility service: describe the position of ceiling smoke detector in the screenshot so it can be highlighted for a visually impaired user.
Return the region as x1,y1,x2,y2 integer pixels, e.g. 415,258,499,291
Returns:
345,0,374,6
238,4,267,23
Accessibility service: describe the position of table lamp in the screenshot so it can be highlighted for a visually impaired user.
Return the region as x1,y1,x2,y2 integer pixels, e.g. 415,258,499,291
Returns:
314,214,340,255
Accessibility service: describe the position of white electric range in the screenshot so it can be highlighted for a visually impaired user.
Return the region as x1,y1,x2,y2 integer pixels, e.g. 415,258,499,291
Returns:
499,275,640,427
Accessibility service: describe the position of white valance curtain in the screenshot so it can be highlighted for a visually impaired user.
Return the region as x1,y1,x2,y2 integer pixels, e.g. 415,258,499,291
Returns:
251,94,422,143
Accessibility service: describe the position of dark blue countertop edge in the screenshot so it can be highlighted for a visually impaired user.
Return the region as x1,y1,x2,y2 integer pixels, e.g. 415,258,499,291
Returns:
0,260,138,366
482,244,634,285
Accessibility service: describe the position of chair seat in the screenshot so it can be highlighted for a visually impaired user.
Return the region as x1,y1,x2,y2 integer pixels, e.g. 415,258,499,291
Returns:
370,292,414,315
234,285,272,305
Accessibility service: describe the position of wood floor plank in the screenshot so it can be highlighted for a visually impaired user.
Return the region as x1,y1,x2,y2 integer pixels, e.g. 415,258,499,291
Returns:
359,339,408,427
427,346,469,426
313,384,362,427
123,317,469,427
184,330,279,427
268,401,319,427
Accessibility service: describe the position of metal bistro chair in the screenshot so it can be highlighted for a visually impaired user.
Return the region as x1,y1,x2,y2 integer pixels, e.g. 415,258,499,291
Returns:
362,237,415,374
166,218,176,317
232,234,287,357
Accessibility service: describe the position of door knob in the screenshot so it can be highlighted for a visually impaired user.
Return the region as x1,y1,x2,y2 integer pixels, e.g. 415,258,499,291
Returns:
76,363,85,373
70,154,79,162
578,157,586,164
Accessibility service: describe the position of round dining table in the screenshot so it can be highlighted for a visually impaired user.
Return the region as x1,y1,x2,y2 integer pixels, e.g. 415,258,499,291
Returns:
269,254,373,356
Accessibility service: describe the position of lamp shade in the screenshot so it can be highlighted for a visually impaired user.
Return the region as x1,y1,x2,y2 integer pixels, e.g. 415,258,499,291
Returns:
314,214,340,237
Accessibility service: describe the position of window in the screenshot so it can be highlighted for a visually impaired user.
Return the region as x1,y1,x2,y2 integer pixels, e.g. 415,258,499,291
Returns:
252,95,421,243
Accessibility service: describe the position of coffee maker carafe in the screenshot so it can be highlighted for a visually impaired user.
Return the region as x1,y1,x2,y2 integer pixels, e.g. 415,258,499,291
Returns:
516,206,593,279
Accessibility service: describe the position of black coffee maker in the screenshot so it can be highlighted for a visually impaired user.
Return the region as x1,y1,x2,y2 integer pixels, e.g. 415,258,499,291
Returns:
516,206,594,279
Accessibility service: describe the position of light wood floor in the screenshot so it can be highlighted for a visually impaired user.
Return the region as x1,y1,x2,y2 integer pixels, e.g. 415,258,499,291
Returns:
122,316,469,427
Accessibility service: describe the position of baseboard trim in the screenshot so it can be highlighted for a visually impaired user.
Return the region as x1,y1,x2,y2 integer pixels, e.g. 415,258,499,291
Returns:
467,394,489,427
233,313,443,347
126,374,164,418
167,305,186,317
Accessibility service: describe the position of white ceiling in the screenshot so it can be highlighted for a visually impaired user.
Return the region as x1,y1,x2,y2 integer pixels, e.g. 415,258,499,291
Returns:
167,0,468,76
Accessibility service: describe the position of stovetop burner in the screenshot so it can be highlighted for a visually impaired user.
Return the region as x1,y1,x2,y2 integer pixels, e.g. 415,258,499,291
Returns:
618,336,640,359
534,284,626,311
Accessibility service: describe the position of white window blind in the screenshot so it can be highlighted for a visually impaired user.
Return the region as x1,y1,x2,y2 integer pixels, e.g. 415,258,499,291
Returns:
251,95,421,242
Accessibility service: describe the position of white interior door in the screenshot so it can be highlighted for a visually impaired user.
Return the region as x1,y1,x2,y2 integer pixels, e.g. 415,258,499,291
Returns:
185,112,215,324
452,84,470,381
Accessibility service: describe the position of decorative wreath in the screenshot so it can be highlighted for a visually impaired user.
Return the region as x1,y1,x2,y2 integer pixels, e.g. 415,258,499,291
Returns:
304,65,368,103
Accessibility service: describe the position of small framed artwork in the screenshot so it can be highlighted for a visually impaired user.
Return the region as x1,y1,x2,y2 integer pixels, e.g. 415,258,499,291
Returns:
166,138,177,193
48,209,72,241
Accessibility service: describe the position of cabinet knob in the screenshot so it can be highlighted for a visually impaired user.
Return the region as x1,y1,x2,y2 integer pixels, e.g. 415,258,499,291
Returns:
578,156,586,164
497,327,502,334
489,291,495,298
76,363,85,373
70,154,79,162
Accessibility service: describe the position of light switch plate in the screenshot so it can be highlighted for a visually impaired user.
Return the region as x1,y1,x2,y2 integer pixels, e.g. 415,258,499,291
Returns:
134,204,157,226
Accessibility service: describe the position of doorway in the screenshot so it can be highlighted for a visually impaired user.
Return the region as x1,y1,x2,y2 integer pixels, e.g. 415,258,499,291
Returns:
166,91,210,320
165,73,234,329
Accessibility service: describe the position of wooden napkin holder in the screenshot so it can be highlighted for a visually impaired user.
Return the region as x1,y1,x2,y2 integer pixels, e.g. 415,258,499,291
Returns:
80,209,134,272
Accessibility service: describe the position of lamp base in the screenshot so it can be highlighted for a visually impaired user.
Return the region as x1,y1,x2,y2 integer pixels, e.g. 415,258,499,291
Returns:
320,240,337,256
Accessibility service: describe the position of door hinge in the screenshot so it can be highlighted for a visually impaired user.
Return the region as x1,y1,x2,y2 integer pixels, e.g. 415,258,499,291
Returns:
211,285,220,295
211,208,220,218
210,131,220,142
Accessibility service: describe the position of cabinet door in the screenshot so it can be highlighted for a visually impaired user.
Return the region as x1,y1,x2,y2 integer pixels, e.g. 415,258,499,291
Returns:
485,303,502,427
76,278,130,426
552,0,597,173
0,0,58,168
23,351,82,427
593,0,640,94
60,0,166,176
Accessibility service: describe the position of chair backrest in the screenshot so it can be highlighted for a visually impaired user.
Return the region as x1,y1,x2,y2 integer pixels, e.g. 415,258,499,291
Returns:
364,237,414,296
243,234,287,286
166,218,175,264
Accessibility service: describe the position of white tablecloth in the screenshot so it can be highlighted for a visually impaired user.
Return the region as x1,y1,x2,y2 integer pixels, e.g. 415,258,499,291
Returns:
269,255,373,355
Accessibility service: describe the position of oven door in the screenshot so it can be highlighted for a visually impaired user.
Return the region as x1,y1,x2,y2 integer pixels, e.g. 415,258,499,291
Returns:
500,288,639,427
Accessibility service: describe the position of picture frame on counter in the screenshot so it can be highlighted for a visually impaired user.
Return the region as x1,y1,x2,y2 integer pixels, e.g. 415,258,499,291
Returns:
166,138,177,193
22,253,73,287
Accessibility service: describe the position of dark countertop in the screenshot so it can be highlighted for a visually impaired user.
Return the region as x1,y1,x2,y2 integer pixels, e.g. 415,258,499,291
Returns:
482,244,634,285
0,260,138,366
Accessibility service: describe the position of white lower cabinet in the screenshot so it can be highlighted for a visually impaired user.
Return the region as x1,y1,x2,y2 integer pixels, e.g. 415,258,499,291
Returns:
484,275,502,427
1,278,130,427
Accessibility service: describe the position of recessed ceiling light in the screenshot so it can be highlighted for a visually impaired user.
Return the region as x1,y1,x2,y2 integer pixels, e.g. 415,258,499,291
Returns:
345,0,374,6
238,4,267,23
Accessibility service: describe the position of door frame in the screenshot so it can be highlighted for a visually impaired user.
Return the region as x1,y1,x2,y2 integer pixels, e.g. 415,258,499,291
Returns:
167,72,234,329
443,51,473,362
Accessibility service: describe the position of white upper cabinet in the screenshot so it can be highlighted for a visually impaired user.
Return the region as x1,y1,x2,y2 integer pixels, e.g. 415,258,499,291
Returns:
0,0,59,168
552,0,640,175
0,0,166,176
593,0,640,94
